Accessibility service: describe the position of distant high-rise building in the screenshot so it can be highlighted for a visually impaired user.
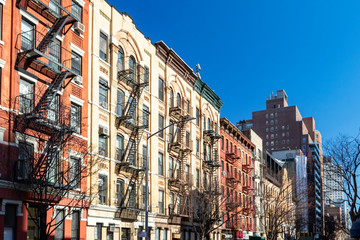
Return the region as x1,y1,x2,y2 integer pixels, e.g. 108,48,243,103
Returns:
238,90,325,236
323,156,344,203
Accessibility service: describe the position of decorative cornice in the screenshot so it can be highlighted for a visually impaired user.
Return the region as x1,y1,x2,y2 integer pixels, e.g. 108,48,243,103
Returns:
194,77,223,112
220,117,255,150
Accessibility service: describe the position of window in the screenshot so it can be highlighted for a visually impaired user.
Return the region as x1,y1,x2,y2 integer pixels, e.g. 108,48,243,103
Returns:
169,122,174,143
286,125,289,130
156,228,160,240
196,169,200,188
49,39,61,70
116,178,124,206
143,105,149,129
142,145,147,168
72,0,82,22
163,229,168,240
128,140,135,165
266,121,268,125
48,95,59,122
158,115,164,138
169,156,173,177
107,229,113,240
129,56,136,81
95,223,103,240
266,128,268,133
71,51,82,75
196,108,200,126
71,210,80,240
70,103,81,133
169,89,174,107
121,229,130,240
144,66,150,85
99,134,107,156
116,135,123,161
159,190,164,214
49,0,60,15
186,132,190,147
176,93,181,107
0,4,3,40
158,78,164,101
55,209,65,240
302,137,306,143
99,32,108,61
21,18,34,50
99,79,108,109
118,47,124,71
70,157,81,188
221,138,224,150
98,175,107,204
158,152,163,175
47,152,59,183
116,89,124,116
196,138,200,156
19,79,34,113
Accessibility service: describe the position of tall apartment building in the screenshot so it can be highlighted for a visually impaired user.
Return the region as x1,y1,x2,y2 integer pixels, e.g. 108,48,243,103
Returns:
220,118,256,239
238,89,324,236
0,0,89,239
241,129,265,237
87,1,223,239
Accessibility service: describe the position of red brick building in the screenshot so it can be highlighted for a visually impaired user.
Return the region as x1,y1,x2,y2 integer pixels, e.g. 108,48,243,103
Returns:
220,118,256,239
0,0,89,239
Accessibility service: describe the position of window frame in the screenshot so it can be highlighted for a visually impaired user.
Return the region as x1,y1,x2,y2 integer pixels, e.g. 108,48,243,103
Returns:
98,174,107,204
99,79,108,109
99,32,108,61
71,210,80,240
70,103,81,133
71,51,82,75
158,152,164,175
158,78,164,101
72,0,82,22
158,114,164,138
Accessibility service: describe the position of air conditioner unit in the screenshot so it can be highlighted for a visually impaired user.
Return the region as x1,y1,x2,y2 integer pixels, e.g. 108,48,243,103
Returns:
73,75,83,85
99,101,108,109
74,21,85,33
108,224,115,232
99,126,109,136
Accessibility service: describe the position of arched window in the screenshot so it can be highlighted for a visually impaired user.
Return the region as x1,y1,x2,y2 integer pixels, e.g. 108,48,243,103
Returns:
129,56,136,81
207,118,211,130
118,47,124,71
176,93,181,108
169,89,174,108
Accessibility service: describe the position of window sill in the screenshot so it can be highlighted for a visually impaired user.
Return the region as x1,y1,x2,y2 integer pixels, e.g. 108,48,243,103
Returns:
99,57,111,67
0,40,4,46
71,27,84,39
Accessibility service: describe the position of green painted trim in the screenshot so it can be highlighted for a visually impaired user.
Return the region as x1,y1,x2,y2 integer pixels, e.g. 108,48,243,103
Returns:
194,77,223,112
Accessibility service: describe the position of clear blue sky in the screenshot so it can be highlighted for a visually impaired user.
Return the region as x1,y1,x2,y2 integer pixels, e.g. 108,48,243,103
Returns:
109,0,360,141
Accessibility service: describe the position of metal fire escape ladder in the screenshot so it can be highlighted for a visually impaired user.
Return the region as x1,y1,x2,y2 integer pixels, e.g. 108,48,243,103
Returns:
37,16,69,53
34,71,69,118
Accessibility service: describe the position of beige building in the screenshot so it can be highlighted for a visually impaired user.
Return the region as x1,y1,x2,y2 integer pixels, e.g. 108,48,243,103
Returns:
87,0,223,239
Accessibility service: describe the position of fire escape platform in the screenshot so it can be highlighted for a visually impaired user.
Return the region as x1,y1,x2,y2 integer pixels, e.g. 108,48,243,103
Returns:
17,50,77,79
115,207,141,221
18,0,80,24
203,160,221,168
169,107,191,121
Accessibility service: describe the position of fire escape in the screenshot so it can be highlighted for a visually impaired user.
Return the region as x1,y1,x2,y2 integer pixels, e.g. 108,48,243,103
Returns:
115,60,148,220
167,100,193,224
13,0,81,188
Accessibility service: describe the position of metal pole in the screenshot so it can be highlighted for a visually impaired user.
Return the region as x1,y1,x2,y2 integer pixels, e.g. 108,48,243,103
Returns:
145,133,149,240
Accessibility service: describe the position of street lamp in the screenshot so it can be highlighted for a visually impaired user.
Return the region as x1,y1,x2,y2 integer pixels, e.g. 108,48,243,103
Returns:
144,117,195,240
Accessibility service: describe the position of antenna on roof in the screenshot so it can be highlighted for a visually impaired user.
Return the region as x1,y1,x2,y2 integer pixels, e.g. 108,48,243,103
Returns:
195,64,201,79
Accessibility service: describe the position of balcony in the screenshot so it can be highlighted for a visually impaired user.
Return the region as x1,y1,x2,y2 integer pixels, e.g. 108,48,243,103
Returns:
16,30,78,79
116,106,148,131
116,206,141,221
242,184,255,193
226,177,240,188
203,152,221,168
168,139,193,156
116,153,145,173
242,162,255,172
13,93,73,134
169,104,192,121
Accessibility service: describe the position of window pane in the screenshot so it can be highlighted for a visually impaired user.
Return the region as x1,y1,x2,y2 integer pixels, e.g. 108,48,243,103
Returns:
158,153,163,175
55,209,64,240
72,1,82,22
70,103,81,133
158,115,164,138
118,47,124,71
21,18,34,50
71,211,80,240
71,51,82,75
158,79,164,101
99,32,108,61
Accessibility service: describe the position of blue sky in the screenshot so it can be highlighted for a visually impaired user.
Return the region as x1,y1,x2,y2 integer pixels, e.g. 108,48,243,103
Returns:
109,0,360,141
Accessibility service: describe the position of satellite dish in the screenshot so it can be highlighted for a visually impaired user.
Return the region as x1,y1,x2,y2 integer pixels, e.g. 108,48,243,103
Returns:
196,64,201,72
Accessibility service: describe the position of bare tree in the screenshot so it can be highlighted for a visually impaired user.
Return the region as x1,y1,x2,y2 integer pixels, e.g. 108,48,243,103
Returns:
9,94,98,240
324,133,360,223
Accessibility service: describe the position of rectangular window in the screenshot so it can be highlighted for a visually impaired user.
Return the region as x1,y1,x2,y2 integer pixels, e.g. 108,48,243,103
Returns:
70,157,81,188
19,79,34,113
71,211,80,240
116,135,123,161
49,0,60,15
143,105,149,129
129,182,136,208
196,138,200,156
99,79,108,109
196,108,200,126
107,229,114,240
98,175,107,204
48,95,59,122
158,190,164,214
0,4,3,41
49,39,61,71
17,142,34,180
47,152,59,183
116,89,124,116
121,229,130,240
163,229,167,240
156,228,160,240
158,115,164,138
70,103,81,133
168,156,174,177
116,179,124,206
158,152,163,175
55,209,64,240
99,32,108,61
99,134,107,156
186,132,190,147
144,66,150,87
72,0,82,22
158,78,164,101
21,18,34,50
142,145,147,169
95,223,103,240
71,51,82,75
